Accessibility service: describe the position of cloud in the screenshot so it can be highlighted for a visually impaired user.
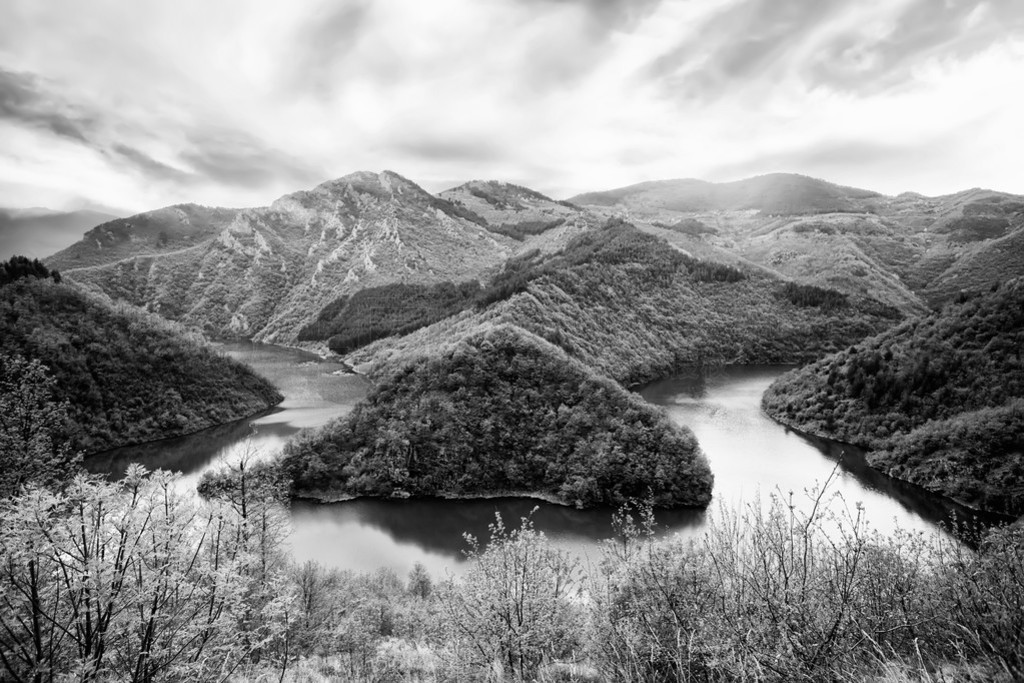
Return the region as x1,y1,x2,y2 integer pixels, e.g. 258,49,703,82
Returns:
805,0,1024,92
289,1,372,97
180,129,324,189
107,144,192,184
1,0,1023,213
0,69,93,143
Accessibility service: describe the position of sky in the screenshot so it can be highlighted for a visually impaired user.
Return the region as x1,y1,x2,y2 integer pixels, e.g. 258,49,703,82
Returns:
1,0,1023,214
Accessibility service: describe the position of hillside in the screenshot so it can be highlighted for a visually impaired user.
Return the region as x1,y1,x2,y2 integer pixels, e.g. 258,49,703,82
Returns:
573,174,1024,313
53,172,595,344
0,271,282,454
280,325,713,508
439,180,581,242
48,204,239,268
0,207,118,260
344,220,904,387
762,280,1024,516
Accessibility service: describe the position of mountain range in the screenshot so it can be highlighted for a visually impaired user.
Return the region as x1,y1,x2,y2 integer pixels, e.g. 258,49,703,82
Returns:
44,171,1024,352
21,170,1024,511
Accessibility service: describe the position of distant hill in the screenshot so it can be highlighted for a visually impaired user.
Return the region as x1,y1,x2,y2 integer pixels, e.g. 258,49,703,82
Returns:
439,180,580,241
45,170,1024,360
0,207,119,260
572,174,1024,312
570,173,881,215
280,324,713,508
0,273,282,454
53,172,596,344
48,204,240,269
344,220,903,387
762,280,1024,516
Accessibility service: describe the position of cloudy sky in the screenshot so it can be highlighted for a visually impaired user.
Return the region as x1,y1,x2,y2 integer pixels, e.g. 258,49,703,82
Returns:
1,0,1023,213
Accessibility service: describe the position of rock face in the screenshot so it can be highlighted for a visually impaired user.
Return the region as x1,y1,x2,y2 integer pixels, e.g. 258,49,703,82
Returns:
53,172,593,344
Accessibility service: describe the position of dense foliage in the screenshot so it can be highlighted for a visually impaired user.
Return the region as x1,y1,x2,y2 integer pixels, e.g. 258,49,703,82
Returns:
868,400,1024,516
486,217,566,241
0,464,291,682
777,281,848,309
763,279,1024,515
0,278,282,454
281,325,713,508
0,356,79,497
655,217,719,237
1,255,62,286
297,281,481,352
304,222,754,357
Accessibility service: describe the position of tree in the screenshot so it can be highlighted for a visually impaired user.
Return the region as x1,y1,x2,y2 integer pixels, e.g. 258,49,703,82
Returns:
439,512,581,680
0,466,292,682
0,354,80,497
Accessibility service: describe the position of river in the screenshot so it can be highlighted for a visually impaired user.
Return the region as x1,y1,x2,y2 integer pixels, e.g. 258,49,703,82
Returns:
86,343,992,578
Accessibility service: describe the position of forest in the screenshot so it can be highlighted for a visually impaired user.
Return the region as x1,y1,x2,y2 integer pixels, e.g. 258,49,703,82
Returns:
0,263,282,454
302,221,754,358
279,325,713,508
762,279,1024,516
297,281,482,354
349,220,902,388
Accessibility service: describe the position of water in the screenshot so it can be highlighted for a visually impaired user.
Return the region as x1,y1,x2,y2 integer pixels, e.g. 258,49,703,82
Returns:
86,345,994,579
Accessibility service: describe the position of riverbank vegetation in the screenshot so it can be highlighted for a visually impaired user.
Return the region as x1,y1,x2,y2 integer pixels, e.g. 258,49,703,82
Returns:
0,271,282,454
280,325,713,508
762,278,1024,516
3,463,1022,682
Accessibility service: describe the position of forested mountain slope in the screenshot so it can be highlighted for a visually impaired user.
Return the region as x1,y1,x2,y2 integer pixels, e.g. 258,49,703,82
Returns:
345,221,903,387
0,272,281,454
762,280,1024,516
281,325,713,508
53,172,595,344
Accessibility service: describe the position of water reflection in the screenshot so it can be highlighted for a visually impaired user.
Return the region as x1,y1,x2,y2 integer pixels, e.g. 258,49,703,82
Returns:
84,342,370,490
289,497,707,576
640,366,1008,538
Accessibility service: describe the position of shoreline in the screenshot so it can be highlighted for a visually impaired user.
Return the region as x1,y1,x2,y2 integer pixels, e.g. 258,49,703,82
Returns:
759,406,1017,525
82,401,283,461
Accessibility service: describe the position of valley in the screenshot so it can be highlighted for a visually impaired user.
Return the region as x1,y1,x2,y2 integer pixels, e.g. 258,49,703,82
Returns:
15,170,1023,519
5,170,1024,683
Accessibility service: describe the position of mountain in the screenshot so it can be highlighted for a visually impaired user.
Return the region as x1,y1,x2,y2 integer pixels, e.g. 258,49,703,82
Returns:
0,270,282,455
0,207,119,260
439,180,582,242
570,173,882,215
342,220,903,387
572,174,1024,313
280,324,713,508
48,204,240,268
52,172,596,344
762,280,1024,517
